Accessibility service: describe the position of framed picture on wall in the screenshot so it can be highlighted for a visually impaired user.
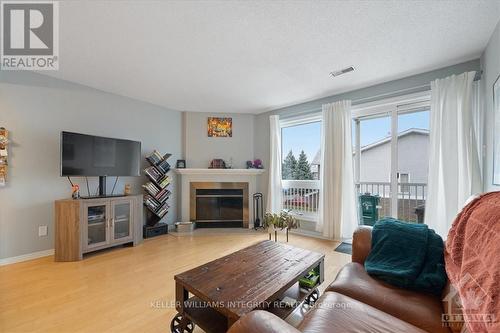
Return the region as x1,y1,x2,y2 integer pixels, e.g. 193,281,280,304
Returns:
207,117,232,137
493,74,500,185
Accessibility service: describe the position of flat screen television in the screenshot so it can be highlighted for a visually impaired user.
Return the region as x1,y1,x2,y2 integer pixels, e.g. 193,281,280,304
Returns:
60,131,141,177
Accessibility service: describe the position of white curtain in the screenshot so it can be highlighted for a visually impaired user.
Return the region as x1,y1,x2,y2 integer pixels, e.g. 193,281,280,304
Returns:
425,71,483,238
317,100,359,240
266,115,282,213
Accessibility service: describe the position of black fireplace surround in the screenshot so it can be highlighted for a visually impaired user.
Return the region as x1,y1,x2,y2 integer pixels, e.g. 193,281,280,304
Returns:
195,189,243,228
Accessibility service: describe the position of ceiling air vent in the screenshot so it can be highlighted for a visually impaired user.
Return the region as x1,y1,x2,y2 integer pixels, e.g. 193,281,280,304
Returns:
330,66,355,77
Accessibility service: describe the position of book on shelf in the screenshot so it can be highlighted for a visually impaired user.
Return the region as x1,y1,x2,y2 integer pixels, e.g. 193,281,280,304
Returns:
156,159,171,173
144,188,171,205
146,151,173,167
146,150,163,165
144,167,171,187
142,182,160,196
144,166,161,180
144,195,161,210
156,176,170,188
156,202,170,218
144,197,169,218
155,188,171,202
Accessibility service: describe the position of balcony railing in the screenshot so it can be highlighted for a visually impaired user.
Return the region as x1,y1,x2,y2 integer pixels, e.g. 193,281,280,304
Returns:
357,182,427,223
281,180,427,224
282,180,320,222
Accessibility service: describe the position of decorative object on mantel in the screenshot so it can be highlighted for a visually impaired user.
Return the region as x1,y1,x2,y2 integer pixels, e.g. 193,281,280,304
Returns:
207,117,232,137
493,74,500,185
174,168,265,175
143,150,172,238
0,127,9,187
246,159,264,169
263,210,299,242
209,158,226,169
176,159,186,169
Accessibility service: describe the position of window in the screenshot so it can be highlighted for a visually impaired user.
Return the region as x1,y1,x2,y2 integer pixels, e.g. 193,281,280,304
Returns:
281,121,321,180
280,117,321,233
398,173,410,183
398,173,410,193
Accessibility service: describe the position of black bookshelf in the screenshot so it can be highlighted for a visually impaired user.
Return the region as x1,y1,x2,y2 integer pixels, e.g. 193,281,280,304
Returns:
143,150,171,238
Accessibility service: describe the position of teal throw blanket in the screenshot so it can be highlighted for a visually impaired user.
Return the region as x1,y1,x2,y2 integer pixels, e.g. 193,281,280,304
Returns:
364,218,447,296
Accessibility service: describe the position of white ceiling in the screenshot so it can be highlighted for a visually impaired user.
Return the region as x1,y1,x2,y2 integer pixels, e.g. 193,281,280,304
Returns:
45,0,500,114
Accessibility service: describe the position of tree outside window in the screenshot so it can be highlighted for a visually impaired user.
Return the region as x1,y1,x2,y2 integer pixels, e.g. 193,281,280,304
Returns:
281,121,321,181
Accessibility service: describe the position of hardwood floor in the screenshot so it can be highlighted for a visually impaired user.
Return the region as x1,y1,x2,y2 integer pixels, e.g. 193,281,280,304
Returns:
0,230,350,333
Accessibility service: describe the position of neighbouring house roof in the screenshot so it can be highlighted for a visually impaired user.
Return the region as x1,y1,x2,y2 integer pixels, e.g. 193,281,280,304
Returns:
310,128,429,165
312,150,321,166
360,128,429,152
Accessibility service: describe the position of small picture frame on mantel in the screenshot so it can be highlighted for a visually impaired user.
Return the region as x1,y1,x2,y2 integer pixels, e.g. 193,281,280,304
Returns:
176,159,186,169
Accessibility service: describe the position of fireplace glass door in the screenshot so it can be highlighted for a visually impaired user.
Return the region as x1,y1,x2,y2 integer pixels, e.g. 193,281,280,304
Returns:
195,189,243,226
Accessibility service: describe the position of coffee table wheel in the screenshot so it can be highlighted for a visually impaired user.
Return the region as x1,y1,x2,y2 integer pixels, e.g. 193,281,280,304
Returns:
170,313,195,333
305,288,320,305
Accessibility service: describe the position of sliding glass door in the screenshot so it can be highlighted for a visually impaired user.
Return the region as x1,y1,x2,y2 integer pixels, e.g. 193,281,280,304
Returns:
355,113,393,219
354,106,430,224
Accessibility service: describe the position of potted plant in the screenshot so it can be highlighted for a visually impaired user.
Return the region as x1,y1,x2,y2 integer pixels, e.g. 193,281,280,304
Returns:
263,210,299,242
263,212,278,235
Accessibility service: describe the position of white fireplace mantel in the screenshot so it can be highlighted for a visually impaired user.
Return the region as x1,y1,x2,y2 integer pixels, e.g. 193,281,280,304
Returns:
175,168,265,227
174,168,265,175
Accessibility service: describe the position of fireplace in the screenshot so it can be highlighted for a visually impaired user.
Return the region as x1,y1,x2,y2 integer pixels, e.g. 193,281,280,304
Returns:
190,182,248,228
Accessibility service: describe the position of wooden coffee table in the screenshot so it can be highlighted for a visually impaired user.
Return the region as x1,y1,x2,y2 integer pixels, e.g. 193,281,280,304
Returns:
171,240,325,333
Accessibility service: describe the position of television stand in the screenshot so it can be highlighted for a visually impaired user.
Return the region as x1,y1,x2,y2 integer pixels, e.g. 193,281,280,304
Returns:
54,195,143,261
80,194,126,200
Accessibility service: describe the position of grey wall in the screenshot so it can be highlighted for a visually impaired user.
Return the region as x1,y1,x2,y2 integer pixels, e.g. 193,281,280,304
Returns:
254,60,482,206
184,112,255,169
0,72,182,259
481,20,500,192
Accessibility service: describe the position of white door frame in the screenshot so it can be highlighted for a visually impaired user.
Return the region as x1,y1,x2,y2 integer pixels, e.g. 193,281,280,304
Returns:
353,90,431,218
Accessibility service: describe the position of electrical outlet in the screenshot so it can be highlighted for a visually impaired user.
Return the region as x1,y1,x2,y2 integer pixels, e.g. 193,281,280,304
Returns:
38,225,48,237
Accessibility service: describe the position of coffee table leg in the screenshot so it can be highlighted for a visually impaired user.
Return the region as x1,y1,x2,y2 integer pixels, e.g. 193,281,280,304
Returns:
176,283,189,313
171,283,194,333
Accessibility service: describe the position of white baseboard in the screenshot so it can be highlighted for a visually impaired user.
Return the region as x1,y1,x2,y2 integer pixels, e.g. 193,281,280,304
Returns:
0,249,54,266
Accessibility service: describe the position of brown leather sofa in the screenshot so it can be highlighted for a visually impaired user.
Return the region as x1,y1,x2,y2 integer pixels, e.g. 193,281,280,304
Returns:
228,226,458,333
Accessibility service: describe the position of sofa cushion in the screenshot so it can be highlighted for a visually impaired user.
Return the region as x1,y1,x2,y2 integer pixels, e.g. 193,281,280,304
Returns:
298,292,426,333
327,262,450,333
227,310,301,333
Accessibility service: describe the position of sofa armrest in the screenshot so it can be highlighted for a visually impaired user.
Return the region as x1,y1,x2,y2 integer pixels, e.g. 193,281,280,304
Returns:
352,226,372,264
227,310,301,333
